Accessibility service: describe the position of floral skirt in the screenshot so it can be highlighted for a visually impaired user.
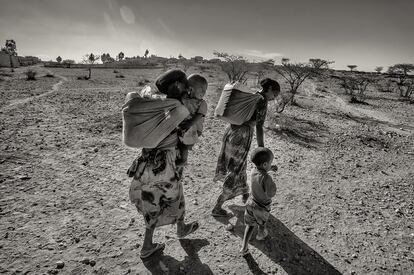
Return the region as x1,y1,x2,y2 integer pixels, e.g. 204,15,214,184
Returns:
129,147,185,228
214,124,253,201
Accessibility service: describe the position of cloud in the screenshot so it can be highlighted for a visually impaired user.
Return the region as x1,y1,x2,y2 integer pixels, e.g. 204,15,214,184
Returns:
120,5,135,24
241,49,283,61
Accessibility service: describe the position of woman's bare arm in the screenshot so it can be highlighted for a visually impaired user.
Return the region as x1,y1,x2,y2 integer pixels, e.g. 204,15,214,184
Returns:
256,124,264,147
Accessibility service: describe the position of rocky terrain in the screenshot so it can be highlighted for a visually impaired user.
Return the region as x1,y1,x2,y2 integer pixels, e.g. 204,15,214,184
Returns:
0,65,413,274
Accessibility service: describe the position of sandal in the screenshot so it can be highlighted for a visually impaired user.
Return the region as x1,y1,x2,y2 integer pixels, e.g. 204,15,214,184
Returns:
211,208,230,217
140,243,165,259
177,221,199,239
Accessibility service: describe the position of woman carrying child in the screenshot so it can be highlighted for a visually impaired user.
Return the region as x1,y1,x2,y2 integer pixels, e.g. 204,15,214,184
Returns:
127,70,201,259
212,78,281,217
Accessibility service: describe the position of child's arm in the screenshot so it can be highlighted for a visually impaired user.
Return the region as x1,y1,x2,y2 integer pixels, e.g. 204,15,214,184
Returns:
264,175,277,198
181,100,207,132
179,113,204,132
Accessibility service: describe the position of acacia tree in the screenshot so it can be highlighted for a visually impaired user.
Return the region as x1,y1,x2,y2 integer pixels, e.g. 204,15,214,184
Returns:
56,56,62,63
250,59,275,85
375,66,383,74
388,63,414,99
339,76,372,102
273,58,331,104
82,53,100,79
347,65,357,72
213,51,249,83
309,58,334,69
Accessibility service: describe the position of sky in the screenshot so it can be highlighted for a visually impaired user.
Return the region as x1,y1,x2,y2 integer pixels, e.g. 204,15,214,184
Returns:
0,0,413,71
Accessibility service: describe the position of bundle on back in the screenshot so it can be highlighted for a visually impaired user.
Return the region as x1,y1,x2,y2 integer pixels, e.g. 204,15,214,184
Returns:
122,87,189,149
214,82,263,125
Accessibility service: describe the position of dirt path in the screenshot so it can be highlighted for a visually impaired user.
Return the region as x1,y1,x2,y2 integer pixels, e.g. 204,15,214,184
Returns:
1,68,413,275
0,73,67,112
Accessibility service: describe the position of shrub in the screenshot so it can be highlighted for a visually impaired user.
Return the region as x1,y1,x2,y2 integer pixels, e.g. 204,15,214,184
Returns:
115,74,125,78
113,70,120,73
45,72,55,78
25,69,37,80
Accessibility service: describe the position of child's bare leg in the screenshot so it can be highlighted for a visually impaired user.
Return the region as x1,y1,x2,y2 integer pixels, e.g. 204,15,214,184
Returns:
240,225,254,254
212,194,228,216
142,225,156,251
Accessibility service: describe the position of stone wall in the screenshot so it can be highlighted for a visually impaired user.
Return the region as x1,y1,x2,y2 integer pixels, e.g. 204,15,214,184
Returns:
0,52,12,67
0,52,41,67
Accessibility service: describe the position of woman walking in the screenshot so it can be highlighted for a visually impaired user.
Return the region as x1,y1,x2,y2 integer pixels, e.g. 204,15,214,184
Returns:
212,78,281,217
127,70,199,259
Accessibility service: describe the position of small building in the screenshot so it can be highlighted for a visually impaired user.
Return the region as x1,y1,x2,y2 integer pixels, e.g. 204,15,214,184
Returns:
208,58,221,63
192,56,204,63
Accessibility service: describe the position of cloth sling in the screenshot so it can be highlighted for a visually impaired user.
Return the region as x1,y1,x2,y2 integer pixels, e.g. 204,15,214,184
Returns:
122,91,189,148
214,82,263,125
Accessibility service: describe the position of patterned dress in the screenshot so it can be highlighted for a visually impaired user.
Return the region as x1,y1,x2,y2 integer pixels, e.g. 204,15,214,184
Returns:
128,133,186,229
214,96,268,201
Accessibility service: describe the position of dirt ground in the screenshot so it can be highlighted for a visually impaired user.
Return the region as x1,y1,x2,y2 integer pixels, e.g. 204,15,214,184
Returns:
0,65,413,275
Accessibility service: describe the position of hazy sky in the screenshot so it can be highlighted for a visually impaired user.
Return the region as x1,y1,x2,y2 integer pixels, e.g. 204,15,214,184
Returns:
0,0,413,71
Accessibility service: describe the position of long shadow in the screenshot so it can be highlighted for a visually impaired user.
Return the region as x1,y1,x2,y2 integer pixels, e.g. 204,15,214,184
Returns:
215,205,342,275
142,238,213,275
343,112,414,131
266,115,328,149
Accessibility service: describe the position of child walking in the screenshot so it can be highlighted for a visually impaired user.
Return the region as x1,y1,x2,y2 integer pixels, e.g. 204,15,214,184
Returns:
240,147,277,256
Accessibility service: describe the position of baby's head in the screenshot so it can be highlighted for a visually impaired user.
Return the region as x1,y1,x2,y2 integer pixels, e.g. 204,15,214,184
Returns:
251,147,274,171
187,74,207,100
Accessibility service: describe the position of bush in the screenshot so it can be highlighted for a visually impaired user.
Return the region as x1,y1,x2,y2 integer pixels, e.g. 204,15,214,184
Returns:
25,69,37,80
45,73,55,78
113,70,119,73
115,74,125,78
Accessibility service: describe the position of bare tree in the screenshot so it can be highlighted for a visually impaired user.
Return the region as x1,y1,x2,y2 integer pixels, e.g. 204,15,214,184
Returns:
273,58,330,103
82,53,100,79
249,59,274,85
388,63,414,99
56,56,62,63
375,66,383,74
339,76,372,102
347,65,357,72
213,51,249,83
309,58,334,69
